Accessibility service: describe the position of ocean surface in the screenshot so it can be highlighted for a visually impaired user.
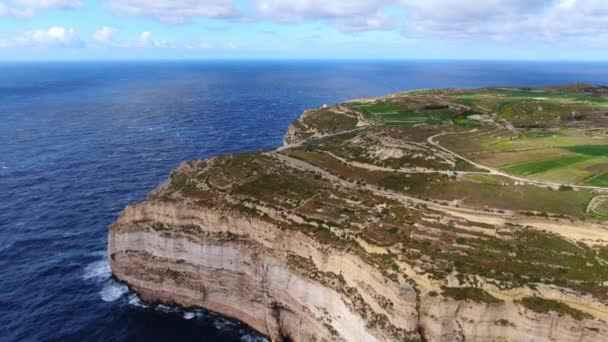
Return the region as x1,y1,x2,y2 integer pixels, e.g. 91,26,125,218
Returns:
2,60,608,341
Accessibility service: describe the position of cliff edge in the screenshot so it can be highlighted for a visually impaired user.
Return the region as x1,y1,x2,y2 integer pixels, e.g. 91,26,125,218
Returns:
110,85,608,341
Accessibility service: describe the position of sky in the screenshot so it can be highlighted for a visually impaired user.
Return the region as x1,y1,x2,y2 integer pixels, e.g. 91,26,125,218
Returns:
0,0,608,61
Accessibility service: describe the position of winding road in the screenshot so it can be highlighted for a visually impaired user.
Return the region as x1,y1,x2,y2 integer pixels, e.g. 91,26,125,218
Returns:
428,129,608,192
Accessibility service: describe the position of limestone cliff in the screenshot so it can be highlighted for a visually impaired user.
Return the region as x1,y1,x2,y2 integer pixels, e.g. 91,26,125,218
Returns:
110,85,608,341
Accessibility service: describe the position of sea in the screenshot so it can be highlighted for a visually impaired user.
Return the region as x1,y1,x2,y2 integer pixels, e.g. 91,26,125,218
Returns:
1,60,608,341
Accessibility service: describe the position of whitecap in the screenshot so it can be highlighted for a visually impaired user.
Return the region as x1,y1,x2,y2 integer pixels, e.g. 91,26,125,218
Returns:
241,334,268,342
183,312,195,320
128,294,148,308
100,281,128,302
83,260,110,281
155,304,176,313
213,316,237,330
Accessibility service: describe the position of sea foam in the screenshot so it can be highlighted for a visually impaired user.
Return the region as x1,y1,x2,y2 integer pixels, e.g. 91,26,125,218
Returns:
83,260,110,281
100,281,128,302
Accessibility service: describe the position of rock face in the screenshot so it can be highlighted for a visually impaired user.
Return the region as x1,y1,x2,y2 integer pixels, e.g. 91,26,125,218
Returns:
109,201,608,341
110,85,608,341
109,203,419,341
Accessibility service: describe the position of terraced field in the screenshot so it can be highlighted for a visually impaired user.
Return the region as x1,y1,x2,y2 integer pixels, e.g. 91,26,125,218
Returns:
440,127,608,185
349,101,478,127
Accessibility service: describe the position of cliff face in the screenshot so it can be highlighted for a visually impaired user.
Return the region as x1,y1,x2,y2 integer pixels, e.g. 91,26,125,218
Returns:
110,86,608,341
109,201,608,341
109,203,419,341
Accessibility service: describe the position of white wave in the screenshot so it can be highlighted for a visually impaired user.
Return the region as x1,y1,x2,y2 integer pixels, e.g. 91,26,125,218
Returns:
128,294,148,308
156,304,177,313
241,334,268,342
213,316,237,330
183,312,196,320
83,260,110,281
100,281,128,302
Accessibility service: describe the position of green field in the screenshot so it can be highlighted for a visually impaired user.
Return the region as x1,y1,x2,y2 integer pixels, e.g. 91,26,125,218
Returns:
351,102,457,127
564,145,608,156
524,130,562,138
453,117,482,127
502,155,592,176
584,172,608,187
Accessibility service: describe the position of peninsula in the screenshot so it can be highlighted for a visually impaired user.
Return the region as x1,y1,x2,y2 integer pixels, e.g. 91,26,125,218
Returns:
109,84,608,341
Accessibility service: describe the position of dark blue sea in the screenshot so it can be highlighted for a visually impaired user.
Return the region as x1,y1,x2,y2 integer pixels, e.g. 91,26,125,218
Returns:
1,60,608,341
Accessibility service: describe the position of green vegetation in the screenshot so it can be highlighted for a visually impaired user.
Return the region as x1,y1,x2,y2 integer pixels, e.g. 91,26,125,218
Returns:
350,102,459,127
149,84,608,318
524,130,562,138
585,172,608,187
518,297,592,320
453,117,482,127
301,108,358,135
503,155,591,176
441,287,502,304
564,145,608,156
463,174,512,185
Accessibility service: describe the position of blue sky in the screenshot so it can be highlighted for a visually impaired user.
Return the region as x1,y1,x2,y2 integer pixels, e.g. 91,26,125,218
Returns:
0,0,607,61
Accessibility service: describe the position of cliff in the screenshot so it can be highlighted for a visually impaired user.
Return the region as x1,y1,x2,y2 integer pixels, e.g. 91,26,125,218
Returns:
110,85,608,341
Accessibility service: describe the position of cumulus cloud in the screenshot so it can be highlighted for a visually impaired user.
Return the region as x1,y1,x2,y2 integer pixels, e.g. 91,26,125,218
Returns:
103,0,238,24
92,27,169,48
0,26,82,47
93,26,119,43
250,0,608,39
538,0,608,41
253,0,396,32
399,0,608,42
10,0,82,9
0,0,81,17
139,31,168,48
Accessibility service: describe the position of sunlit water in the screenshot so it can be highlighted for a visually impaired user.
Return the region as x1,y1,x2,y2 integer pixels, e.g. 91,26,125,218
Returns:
1,60,608,341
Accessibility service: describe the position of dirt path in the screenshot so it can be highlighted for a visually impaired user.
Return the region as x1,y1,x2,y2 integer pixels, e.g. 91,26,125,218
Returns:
322,150,487,176
587,195,608,216
267,150,608,246
276,126,369,152
428,130,608,192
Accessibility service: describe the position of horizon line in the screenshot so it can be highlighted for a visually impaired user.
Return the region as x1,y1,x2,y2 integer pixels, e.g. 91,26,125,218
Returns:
1,58,608,63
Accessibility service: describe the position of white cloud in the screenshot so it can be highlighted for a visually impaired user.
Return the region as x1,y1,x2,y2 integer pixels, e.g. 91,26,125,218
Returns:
137,31,168,48
250,0,608,40
253,0,396,32
0,26,82,47
91,28,170,48
10,0,82,9
104,0,238,24
398,0,608,42
138,31,151,45
93,26,119,43
0,0,81,17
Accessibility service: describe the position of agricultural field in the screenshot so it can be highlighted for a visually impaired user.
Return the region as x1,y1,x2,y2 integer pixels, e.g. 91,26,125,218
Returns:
287,83,608,189
441,127,608,185
347,101,479,127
